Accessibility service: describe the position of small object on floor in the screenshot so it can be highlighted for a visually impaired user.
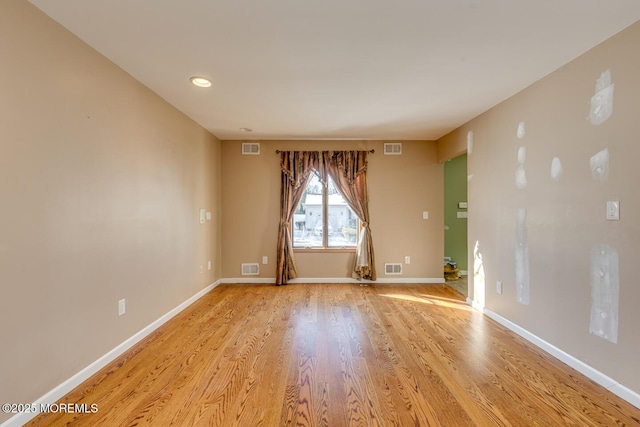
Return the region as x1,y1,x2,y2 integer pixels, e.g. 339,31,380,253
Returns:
444,261,460,281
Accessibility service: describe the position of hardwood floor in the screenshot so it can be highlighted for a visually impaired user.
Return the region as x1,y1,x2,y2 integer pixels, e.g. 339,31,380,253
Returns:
27,283,639,426
444,275,468,297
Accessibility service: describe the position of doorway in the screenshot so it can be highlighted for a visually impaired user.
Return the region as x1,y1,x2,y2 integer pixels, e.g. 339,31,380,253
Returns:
444,154,468,296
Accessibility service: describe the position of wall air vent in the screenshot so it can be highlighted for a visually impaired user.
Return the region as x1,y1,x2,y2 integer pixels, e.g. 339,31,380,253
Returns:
242,142,260,155
384,263,403,275
241,263,259,275
383,143,402,155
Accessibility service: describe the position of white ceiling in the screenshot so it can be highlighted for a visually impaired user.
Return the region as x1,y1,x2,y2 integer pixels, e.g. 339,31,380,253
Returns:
29,0,640,141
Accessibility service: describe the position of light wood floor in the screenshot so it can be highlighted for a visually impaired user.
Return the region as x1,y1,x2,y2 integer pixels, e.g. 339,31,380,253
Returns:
28,283,640,426
444,275,468,297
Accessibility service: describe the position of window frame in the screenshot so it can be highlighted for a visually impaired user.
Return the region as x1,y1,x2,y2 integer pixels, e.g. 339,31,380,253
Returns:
292,172,359,251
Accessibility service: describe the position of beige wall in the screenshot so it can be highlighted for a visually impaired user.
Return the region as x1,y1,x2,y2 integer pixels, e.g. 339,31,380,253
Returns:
438,22,640,393
221,140,444,280
0,1,221,420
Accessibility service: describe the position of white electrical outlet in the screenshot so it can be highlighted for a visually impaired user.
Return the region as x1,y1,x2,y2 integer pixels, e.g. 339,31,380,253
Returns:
496,281,503,294
262,256,268,264
208,260,211,270
118,299,126,316
405,256,411,264
422,211,429,220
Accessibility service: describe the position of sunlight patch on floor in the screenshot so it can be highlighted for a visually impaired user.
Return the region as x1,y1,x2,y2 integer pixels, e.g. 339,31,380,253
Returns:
380,293,472,311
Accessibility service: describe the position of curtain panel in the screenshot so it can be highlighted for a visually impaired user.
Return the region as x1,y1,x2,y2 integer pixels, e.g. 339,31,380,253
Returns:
275,151,321,285
275,150,376,285
324,151,376,281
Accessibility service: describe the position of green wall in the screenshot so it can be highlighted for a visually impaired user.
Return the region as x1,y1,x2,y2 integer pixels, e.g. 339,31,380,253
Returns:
444,154,467,271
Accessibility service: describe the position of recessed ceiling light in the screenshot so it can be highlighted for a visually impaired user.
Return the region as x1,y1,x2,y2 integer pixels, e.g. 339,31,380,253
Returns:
239,127,253,132
190,76,212,88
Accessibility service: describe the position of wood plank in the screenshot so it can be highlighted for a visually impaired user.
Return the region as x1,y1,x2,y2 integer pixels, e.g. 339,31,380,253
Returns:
25,283,640,427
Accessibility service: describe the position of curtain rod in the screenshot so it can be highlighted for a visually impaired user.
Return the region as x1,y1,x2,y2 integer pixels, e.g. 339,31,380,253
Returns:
275,149,375,154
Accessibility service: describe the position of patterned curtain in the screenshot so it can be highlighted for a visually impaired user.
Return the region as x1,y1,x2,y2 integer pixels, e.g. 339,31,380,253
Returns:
324,151,376,281
275,151,322,285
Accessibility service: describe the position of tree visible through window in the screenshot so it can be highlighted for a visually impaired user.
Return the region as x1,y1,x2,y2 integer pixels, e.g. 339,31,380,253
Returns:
292,172,359,248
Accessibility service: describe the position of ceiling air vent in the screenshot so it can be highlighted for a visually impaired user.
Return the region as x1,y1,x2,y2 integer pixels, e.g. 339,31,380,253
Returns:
242,142,260,155
384,263,403,275
383,143,402,155
241,263,259,275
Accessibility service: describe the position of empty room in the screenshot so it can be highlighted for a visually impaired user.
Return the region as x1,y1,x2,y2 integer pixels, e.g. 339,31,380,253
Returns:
1,0,640,425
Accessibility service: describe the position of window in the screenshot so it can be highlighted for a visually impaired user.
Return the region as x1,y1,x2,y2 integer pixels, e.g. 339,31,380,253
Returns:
292,172,359,249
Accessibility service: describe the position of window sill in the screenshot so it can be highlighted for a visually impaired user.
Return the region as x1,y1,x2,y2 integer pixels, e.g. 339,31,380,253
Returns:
294,248,357,253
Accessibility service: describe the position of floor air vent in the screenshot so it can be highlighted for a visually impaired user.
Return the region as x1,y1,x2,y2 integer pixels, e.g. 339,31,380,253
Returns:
384,263,402,275
242,263,259,275
383,143,402,155
242,142,260,155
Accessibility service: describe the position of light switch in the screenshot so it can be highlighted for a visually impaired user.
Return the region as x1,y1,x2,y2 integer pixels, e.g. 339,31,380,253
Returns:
422,211,429,220
606,201,620,221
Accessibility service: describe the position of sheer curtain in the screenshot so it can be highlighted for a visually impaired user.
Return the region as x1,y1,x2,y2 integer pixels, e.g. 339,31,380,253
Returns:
324,151,376,281
275,151,321,285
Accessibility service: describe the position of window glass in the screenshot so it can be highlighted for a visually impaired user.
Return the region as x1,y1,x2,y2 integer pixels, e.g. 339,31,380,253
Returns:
327,177,358,247
292,172,358,248
293,173,324,248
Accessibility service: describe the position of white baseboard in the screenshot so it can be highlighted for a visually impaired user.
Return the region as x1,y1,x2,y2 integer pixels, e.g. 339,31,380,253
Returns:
1,280,221,427
374,277,445,284
222,277,445,284
482,307,640,410
466,297,484,312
